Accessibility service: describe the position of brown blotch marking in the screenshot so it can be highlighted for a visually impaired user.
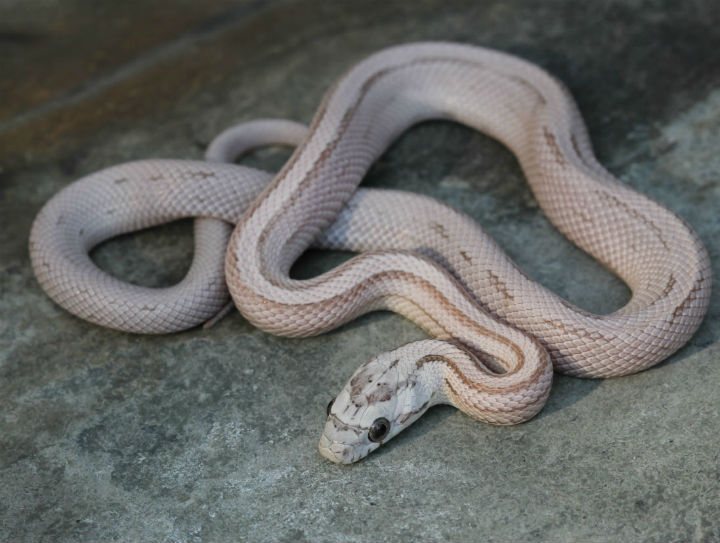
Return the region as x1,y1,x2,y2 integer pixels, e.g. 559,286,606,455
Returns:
542,127,568,167
542,318,611,342
350,369,375,398
459,250,472,264
193,171,216,179
570,134,584,161
365,387,393,404
416,354,453,370
671,280,703,321
487,270,514,300
149,174,164,181
114,177,128,184
662,274,676,297
576,210,594,224
350,380,363,398
429,221,450,240
140,305,155,312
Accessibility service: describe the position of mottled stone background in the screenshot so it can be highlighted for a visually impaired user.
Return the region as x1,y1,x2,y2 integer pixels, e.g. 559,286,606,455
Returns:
1,1,719,541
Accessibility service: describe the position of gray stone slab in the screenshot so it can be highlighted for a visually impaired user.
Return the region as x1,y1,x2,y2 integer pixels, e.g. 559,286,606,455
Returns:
1,1,719,541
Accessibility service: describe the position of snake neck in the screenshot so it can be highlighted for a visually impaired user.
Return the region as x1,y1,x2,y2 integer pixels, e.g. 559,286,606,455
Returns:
411,339,553,425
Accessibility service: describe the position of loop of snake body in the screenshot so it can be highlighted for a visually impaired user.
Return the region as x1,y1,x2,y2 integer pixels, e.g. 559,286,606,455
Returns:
29,43,711,464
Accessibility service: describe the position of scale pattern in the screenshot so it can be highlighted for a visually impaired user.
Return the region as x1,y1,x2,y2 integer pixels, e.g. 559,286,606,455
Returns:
30,44,711,462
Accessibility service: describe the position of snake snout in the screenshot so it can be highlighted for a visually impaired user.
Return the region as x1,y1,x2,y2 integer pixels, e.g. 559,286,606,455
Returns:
318,434,357,464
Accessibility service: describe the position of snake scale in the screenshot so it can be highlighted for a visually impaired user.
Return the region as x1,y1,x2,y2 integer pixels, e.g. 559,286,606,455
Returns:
29,43,711,463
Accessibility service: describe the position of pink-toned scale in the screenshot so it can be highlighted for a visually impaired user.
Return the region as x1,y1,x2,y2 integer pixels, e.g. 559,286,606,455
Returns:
30,43,710,463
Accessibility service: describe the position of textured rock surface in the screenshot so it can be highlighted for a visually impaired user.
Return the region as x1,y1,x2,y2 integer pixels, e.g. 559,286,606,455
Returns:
1,1,719,541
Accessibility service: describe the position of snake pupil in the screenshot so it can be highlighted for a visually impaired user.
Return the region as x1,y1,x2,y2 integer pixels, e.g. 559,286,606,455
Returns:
326,398,335,416
368,417,390,443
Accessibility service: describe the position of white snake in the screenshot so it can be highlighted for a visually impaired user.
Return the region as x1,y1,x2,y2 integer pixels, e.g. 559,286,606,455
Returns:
29,43,711,464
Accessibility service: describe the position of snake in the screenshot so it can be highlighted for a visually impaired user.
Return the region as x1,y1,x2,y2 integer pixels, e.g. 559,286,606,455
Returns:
29,42,711,464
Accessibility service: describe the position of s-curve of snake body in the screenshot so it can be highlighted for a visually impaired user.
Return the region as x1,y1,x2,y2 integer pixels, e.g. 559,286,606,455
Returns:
30,42,711,464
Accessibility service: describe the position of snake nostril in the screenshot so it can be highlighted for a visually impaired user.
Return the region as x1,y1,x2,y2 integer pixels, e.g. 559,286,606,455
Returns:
326,398,335,416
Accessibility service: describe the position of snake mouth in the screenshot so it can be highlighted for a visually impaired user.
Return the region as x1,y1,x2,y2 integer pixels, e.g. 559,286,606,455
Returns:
318,433,376,464
318,434,357,464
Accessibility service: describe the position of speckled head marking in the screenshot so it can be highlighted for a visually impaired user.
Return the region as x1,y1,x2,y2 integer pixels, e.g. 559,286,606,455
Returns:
318,344,441,464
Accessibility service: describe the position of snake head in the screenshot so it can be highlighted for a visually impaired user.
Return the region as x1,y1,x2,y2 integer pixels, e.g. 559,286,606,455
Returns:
318,343,440,464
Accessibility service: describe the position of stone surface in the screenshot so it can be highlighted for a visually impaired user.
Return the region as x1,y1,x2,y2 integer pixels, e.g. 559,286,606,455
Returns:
1,1,720,541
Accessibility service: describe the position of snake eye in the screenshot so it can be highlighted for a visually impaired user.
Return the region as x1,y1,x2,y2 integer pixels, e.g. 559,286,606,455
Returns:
368,417,391,443
326,398,335,416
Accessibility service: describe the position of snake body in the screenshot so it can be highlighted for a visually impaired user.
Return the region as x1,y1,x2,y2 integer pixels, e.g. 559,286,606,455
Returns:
29,43,711,463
